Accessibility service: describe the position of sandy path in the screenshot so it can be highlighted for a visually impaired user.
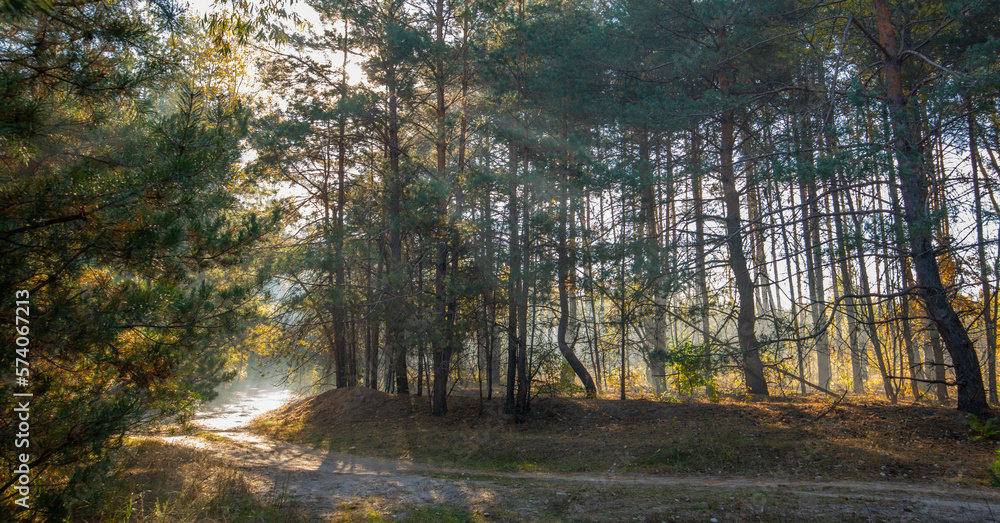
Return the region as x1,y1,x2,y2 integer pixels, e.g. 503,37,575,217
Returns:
148,420,1000,522
159,429,502,517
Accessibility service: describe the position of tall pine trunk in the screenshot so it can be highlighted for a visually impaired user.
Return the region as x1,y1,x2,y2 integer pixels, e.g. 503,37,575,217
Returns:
430,0,453,416
832,179,863,393
844,182,897,402
873,0,988,416
385,52,408,394
557,125,597,397
333,21,350,387
970,111,997,405
638,127,668,395
719,106,767,395
691,128,712,392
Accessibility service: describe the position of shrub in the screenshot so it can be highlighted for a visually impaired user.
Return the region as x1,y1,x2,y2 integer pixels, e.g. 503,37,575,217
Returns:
968,413,999,441
663,341,715,396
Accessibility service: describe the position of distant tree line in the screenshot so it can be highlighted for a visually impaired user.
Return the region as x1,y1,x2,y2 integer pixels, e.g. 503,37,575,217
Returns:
248,0,1000,423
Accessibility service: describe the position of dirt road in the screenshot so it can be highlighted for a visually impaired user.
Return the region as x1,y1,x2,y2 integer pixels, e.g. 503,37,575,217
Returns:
153,419,1000,522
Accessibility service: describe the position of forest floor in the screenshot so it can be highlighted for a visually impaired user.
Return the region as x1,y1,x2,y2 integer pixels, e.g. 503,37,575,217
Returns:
130,388,1000,521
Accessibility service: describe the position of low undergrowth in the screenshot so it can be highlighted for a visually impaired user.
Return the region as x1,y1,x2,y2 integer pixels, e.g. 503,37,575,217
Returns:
251,388,996,485
73,438,304,522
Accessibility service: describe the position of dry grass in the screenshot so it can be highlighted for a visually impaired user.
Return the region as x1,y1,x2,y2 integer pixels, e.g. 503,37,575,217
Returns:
251,387,996,485
328,499,495,522
74,438,306,522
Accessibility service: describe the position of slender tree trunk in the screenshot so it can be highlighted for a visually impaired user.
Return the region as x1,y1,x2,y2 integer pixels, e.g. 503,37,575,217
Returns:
638,127,667,395
417,345,424,397
585,207,604,395
900,282,919,400
366,258,381,390
844,183,897,402
796,118,831,391
785,184,807,394
719,105,767,395
481,138,497,400
332,21,350,388
385,52,409,395
517,148,531,417
619,178,628,401
832,180,863,394
504,0,530,422
691,128,713,394
431,0,452,416
349,309,358,385
887,148,921,400
558,125,597,397
505,142,520,416
970,111,998,405
748,181,773,317
928,321,949,402
808,179,831,390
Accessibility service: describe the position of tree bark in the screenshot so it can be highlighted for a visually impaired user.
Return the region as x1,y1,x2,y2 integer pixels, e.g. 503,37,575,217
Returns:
333,20,350,388
970,112,997,405
808,179,831,390
719,107,768,395
558,126,598,398
778,179,807,394
844,182,897,402
638,127,667,395
872,0,988,416
517,148,531,416
505,142,520,417
385,45,409,394
691,128,713,394
832,180,864,394
430,0,452,416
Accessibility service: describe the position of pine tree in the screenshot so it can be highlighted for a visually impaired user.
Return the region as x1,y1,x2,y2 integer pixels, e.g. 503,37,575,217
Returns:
0,4,281,514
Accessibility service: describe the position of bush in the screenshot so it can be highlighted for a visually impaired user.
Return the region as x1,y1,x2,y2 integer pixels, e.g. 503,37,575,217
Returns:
989,449,1000,487
968,413,998,441
663,342,715,396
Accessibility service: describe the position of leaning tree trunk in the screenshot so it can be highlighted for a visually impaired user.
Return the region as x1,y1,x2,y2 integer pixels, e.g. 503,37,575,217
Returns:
872,0,988,416
557,127,598,398
719,105,768,395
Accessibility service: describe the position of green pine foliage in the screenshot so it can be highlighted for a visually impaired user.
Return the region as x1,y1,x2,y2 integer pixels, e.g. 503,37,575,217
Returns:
0,1,282,517
968,413,999,441
661,342,715,397
989,449,1000,487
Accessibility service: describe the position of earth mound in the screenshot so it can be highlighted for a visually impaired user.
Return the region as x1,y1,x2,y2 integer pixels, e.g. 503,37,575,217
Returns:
251,388,991,485
256,386,416,428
